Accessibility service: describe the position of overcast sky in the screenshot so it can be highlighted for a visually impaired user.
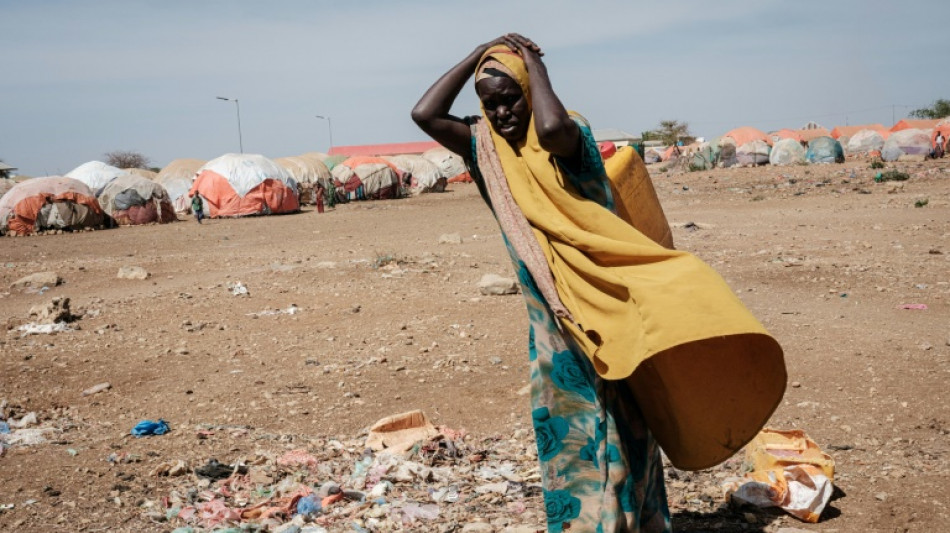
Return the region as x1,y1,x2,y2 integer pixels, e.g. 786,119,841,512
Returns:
2,0,947,176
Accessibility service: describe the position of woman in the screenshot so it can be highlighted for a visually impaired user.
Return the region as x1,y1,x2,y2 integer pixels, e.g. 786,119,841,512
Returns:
413,34,784,533
412,34,671,533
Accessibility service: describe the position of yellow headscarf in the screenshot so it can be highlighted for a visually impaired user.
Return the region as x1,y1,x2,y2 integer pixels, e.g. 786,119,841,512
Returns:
474,45,786,470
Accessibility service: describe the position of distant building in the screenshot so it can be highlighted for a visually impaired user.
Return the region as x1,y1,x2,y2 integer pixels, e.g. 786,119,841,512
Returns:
592,128,641,148
0,161,17,179
328,141,441,157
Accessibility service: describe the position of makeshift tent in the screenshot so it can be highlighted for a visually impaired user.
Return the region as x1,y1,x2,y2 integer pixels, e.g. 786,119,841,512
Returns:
718,142,737,167
330,157,401,200
846,129,886,155
830,124,887,139
721,127,771,148
0,178,15,199
797,128,831,143
806,136,845,164
890,119,940,133
157,159,204,213
930,123,950,149
770,129,804,143
123,168,158,180
882,129,932,162
189,154,299,217
385,154,446,195
66,161,128,192
422,147,472,183
736,140,771,166
96,174,177,225
302,152,329,162
769,138,806,166
274,156,331,205
643,148,663,164
323,155,347,171
689,142,720,170
0,176,104,235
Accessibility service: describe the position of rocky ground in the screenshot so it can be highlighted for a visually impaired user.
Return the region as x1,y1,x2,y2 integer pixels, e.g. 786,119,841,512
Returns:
1,158,948,532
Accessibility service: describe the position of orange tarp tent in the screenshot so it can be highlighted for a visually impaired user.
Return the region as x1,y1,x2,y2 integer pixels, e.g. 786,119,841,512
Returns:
830,124,887,139
771,129,804,142
189,154,299,218
890,119,940,132
797,128,831,142
722,126,772,147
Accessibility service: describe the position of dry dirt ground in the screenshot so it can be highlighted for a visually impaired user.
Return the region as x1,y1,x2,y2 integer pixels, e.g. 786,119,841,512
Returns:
1,159,948,532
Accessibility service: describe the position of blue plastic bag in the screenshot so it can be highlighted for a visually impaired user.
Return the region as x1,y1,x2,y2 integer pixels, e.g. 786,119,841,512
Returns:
131,419,170,437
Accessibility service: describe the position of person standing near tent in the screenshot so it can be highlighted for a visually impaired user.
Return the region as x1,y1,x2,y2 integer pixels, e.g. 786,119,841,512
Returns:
314,182,326,213
413,33,784,533
190,192,205,224
935,132,945,159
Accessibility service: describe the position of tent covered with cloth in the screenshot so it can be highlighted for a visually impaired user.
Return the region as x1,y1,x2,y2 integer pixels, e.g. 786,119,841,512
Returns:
275,155,331,205
385,154,446,195
97,174,177,225
422,147,472,183
769,138,806,166
736,140,771,166
189,154,299,217
882,129,932,162
157,159,204,213
66,161,128,192
330,157,401,200
806,136,845,163
846,129,886,155
0,176,104,235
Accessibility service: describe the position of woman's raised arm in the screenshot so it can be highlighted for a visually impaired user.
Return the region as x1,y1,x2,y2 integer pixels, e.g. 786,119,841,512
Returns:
411,38,507,157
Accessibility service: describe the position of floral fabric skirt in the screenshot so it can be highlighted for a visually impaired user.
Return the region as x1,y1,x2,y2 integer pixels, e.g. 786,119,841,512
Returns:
516,259,671,533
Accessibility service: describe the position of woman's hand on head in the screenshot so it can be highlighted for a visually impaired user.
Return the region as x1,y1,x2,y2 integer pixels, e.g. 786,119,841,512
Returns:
503,33,544,61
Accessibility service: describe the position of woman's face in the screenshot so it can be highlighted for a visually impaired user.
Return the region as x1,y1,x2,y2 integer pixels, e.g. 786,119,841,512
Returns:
476,76,530,142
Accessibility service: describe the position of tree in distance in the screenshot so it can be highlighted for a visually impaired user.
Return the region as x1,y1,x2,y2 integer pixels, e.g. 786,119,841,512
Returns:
910,99,950,120
650,120,694,146
105,150,151,169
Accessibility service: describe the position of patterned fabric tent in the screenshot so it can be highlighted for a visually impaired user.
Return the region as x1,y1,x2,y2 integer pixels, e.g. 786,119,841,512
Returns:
736,140,771,166
329,157,401,201
275,155,331,205
0,176,104,235
846,130,886,155
97,174,177,225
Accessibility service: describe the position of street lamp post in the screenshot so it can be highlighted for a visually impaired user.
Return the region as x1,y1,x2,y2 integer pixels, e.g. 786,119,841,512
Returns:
216,96,244,153
315,115,333,151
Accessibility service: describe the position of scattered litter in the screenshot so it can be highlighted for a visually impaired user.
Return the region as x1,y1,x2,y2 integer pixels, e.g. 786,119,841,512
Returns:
722,428,835,523
226,281,249,296
18,322,71,336
366,410,441,455
247,304,299,317
131,419,170,437
897,303,927,310
194,458,246,481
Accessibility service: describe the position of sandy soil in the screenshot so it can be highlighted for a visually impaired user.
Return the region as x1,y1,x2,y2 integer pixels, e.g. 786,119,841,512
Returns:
1,158,948,532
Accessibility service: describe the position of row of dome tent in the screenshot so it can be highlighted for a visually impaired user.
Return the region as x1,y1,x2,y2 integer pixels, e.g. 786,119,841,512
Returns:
0,148,473,236
647,118,950,169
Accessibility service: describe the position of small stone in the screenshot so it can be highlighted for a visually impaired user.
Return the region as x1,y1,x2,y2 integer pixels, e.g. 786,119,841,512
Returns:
81,382,112,397
477,274,519,296
10,271,61,292
790,381,801,388
875,492,888,501
117,266,149,280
